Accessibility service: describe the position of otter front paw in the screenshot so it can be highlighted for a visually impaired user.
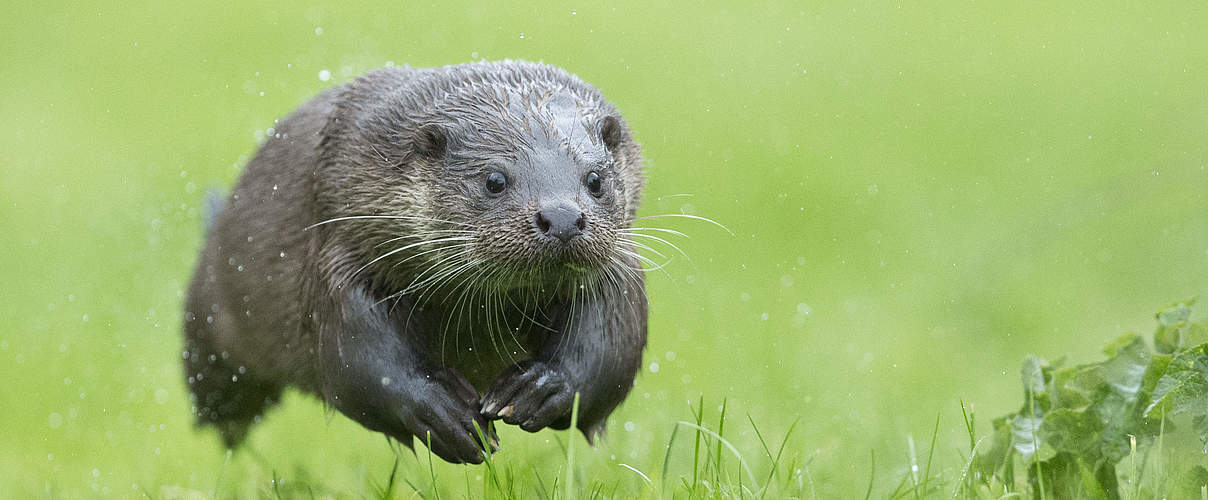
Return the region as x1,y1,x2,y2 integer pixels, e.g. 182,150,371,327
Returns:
481,361,576,432
395,368,498,463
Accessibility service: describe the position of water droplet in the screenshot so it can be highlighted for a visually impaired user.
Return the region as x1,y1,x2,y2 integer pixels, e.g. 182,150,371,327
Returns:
49,413,63,429
314,26,323,35
318,69,332,81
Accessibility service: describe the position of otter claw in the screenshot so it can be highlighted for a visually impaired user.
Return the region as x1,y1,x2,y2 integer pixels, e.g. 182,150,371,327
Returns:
482,361,576,432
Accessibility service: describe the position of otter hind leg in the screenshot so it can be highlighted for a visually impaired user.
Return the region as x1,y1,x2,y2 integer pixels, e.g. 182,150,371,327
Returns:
183,333,282,448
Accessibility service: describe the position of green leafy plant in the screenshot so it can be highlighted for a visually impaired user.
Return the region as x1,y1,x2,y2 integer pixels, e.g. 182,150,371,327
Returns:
981,299,1208,499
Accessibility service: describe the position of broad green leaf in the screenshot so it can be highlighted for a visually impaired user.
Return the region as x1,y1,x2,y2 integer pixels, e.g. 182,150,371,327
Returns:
1094,334,1151,461
1100,333,1149,409
1195,415,1208,453
1176,465,1208,498
1021,355,1048,399
1157,299,1195,326
1143,341,1208,451
1139,353,1172,404
1154,298,1201,354
1133,352,1172,436
983,299,1204,497
1074,456,1110,500
1038,408,1100,457
1009,416,1056,462
1144,342,1208,419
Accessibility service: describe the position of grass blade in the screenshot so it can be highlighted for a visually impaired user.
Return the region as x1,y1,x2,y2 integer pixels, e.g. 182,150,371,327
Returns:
864,449,876,500
566,392,580,500
920,413,940,498
716,398,728,485
661,423,681,491
618,463,653,488
675,421,759,488
691,395,704,493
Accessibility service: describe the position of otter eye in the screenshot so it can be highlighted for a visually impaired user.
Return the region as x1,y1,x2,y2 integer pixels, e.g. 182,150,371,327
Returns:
585,171,602,196
485,172,507,194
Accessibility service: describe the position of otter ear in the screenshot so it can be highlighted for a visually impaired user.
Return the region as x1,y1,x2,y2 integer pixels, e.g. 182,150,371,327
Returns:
412,124,447,159
599,115,624,151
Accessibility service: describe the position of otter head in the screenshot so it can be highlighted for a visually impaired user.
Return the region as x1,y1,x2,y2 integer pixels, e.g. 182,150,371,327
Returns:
407,88,642,294
317,63,645,298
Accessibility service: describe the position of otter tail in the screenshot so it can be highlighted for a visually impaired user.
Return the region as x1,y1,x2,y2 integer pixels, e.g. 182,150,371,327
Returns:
203,187,227,231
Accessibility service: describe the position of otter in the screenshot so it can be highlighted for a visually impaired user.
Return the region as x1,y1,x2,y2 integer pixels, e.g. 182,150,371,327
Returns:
182,61,648,464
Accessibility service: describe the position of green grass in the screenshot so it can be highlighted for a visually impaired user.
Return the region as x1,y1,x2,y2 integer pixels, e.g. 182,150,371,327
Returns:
2,0,1207,497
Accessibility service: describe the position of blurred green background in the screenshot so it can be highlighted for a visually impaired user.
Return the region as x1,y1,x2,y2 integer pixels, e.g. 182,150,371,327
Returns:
2,0,1206,497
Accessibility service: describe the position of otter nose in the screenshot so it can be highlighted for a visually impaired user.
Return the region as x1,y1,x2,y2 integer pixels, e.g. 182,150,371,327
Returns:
534,204,586,243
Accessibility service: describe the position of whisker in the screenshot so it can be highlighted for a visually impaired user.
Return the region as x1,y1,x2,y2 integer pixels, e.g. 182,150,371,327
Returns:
438,258,490,360
387,245,477,310
388,242,475,270
341,236,471,289
505,289,558,334
404,252,480,297
632,213,733,235
305,215,476,231
616,247,673,275
375,230,474,249
431,257,488,308
382,250,475,306
491,270,526,364
388,250,478,311
618,238,669,260
619,226,690,239
617,232,691,262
